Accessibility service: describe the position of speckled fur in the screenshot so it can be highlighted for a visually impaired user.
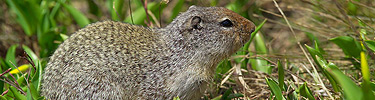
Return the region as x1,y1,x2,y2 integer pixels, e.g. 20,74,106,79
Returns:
41,6,255,100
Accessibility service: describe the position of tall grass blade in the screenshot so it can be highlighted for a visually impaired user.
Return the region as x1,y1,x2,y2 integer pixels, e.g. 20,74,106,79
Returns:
22,45,38,65
6,0,33,35
108,0,125,21
50,0,64,27
277,60,284,91
61,3,90,27
249,19,267,43
325,57,363,100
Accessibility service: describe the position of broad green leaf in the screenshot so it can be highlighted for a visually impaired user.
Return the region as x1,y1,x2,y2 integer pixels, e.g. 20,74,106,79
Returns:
26,87,32,100
265,78,285,100
326,60,363,100
254,34,267,54
249,33,270,73
29,83,40,100
5,44,18,68
330,36,361,58
10,86,26,100
61,3,90,27
247,19,269,73
365,40,375,52
299,82,315,100
32,61,43,93
0,95,6,100
16,74,26,85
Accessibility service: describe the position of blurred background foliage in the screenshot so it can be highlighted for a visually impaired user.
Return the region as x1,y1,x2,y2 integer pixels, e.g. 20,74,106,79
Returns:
1,0,375,99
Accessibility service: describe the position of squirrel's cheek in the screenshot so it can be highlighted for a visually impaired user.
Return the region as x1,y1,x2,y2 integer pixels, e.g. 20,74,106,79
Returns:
234,35,241,43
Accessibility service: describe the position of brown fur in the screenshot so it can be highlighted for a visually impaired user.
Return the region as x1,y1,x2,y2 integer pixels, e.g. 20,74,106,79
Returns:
41,6,255,100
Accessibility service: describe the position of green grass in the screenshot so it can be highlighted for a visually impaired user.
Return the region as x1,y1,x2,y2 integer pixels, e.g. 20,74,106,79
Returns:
1,0,375,100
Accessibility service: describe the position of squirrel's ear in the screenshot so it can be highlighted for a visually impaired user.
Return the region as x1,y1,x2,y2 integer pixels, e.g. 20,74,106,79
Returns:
189,5,197,10
191,16,202,30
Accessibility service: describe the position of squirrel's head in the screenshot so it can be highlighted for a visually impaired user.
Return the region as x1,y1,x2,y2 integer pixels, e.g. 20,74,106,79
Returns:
164,5,256,61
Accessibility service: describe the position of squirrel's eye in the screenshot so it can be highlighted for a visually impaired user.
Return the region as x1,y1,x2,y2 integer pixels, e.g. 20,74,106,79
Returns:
220,19,233,27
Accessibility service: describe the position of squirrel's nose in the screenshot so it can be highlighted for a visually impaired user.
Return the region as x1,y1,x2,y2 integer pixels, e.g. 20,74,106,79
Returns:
250,28,255,34
242,20,256,36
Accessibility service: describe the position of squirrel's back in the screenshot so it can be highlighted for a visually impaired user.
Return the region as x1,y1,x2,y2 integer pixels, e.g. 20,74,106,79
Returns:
41,21,170,99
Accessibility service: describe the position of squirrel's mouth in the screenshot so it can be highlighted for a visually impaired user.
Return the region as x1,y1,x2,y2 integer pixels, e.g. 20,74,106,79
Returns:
237,24,255,44
242,27,255,43
239,32,252,44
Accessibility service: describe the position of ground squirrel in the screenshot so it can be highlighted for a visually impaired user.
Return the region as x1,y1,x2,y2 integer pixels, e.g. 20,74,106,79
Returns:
41,6,255,100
